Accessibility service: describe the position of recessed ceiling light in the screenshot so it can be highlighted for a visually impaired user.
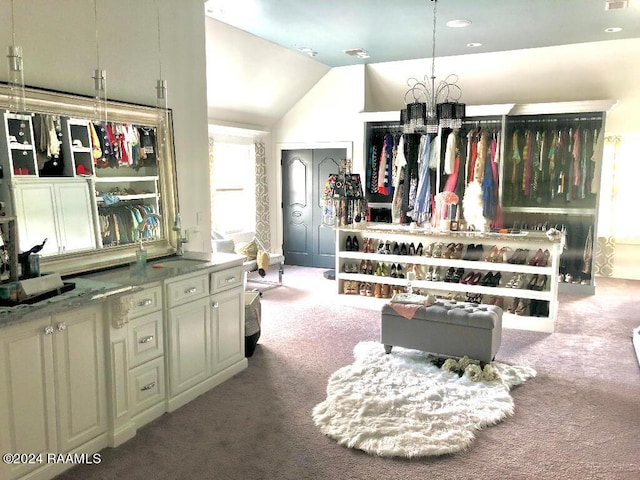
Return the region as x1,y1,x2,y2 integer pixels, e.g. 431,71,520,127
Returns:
605,0,628,10
296,46,318,57
467,42,482,48
344,48,370,59
446,19,472,28
605,27,623,33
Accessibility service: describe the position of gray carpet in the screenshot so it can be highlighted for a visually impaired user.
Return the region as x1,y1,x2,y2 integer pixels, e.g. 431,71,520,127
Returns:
56,267,640,480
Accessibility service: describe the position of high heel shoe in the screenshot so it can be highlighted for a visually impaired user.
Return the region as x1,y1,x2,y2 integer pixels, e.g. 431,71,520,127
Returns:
360,260,368,274
432,267,441,282
366,260,373,275
452,268,465,283
443,242,456,259
528,249,544,266
408,243,415,256
483,245,499,262
416,242,424,256
397,264,405,279
345,236,353,251
532,275,548,291
527,274,539,290
460,271,475,284
497,247,511,263
469,271,482,285
479,271,494,286
444,267,456,282
537,249,550,267
490,272,502,287
391,264,398,278
515,298,530,316
424,242,434,257
432,242,445,258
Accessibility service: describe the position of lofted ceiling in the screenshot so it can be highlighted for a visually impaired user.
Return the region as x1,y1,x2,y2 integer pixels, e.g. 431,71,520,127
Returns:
204,0,640,67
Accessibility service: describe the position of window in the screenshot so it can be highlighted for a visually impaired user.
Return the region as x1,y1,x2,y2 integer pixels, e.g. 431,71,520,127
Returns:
210,140,256,237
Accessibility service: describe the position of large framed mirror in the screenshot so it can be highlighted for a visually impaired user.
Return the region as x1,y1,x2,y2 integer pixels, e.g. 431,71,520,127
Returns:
0,84,179,277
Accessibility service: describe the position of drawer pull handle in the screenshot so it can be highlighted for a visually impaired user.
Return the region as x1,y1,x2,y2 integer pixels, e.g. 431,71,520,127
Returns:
212,302,219,308
139,335,154,344
141,382,156,391
56,322,66,332
185,287,197,294
44,326,54,336
138,299,153,307
225,276,236,283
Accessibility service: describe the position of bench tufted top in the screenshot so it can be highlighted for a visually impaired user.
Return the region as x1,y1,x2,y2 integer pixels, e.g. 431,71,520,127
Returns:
382,299,502,330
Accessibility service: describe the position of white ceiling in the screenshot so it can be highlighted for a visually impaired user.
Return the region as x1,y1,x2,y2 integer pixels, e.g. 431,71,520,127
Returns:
204,0,640,67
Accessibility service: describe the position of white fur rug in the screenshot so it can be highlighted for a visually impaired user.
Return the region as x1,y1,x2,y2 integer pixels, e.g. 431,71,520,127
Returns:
312,341,536,458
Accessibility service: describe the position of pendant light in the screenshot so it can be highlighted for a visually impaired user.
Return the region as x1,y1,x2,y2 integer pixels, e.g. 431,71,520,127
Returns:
6,0,26,112
92,0,107,123
400,0,465,133
155,0,169,150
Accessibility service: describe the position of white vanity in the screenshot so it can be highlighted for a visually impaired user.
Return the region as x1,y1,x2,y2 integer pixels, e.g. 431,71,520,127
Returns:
0,253,247,480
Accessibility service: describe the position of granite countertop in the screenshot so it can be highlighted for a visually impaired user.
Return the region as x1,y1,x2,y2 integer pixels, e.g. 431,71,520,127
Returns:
0,252,245,329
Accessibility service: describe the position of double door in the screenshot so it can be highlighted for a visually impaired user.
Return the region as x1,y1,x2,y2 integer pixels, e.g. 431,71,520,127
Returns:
281,148,344,268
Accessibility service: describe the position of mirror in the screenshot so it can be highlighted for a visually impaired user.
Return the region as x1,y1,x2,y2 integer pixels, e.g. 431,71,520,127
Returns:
0,84,179,276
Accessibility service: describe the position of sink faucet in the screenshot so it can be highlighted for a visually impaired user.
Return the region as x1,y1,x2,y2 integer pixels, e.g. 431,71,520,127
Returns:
172,213,189,256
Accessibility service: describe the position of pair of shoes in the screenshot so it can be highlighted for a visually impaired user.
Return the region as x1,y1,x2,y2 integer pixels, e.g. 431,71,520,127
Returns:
460,271,482,285
508,248,529,264
342,280,358,294
361,238,374,253
528,249,551,267
463,244,484,261
345,235,360,252
484,296,505,308
530,299,550,317
483,245,500,262
343,262,358,273
530,274,548,291
431,242,445,258
381,284,390,298
506,273,526,288
480,271,502,287
444,267,464,283
426,266,441,282
390,264,404,278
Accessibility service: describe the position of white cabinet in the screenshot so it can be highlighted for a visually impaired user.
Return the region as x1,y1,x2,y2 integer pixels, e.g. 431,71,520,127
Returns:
167,295,211,397
0,305,107,480
165,266,246,412
211,287,244,373
12,178,97,255
337,223,563,333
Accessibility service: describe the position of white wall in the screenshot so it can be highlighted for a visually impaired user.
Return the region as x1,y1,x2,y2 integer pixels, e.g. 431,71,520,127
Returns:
0,0,211,251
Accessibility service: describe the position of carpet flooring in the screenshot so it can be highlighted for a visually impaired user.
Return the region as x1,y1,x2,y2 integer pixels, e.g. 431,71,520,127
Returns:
55,267,640,480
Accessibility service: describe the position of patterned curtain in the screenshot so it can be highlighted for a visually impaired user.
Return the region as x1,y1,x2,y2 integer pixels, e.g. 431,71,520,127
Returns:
594,135,619,277
254,141,271,250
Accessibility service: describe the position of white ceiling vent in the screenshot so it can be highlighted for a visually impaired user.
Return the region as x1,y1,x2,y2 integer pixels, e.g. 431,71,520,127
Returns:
605,0,628,10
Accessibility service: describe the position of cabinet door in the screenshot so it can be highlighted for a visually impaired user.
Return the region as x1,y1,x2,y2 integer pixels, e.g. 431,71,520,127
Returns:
167,297,211,397
13,182,61,255
54,181,97,254
53,305,107,453
0,317,56,480
211,287,244,374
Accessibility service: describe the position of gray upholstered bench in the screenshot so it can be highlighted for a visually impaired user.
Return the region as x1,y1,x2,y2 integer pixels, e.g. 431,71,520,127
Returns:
381,299,502,363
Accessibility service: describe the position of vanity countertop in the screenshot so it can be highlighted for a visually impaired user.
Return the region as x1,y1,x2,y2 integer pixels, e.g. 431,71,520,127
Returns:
0,252,245,329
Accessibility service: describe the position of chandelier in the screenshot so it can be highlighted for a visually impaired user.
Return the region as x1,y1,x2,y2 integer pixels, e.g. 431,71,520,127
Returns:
400,0,465,134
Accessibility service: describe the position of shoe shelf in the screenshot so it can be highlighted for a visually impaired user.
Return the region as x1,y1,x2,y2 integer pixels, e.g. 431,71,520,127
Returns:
336,222,564,332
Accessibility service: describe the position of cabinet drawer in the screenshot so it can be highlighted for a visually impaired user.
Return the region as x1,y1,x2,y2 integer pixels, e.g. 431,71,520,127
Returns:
129,357,165,417
166,274,208,308
211,267,243,294
125,286,163,318
128,310,164,368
